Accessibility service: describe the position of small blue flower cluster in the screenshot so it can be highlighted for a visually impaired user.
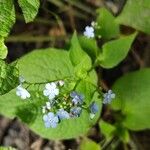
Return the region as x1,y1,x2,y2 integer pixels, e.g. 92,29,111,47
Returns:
16,76,116,129
103,90,115,104
42,81,99,128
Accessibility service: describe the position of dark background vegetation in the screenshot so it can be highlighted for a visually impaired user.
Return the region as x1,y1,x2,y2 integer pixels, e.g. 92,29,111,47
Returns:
0,0,150,149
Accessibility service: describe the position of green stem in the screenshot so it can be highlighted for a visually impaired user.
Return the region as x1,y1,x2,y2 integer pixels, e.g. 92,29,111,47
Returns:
101,136,118,150
6,35,69,43
24,76,72,88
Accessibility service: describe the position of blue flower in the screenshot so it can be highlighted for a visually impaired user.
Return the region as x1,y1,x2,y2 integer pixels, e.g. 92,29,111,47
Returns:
83,26,95,38
43,112,59,128
43,82,59,100
89,102,98,119
70,107,82,117
57,109,70,120
103,90,115,104
70,91,84,105
90,102,98,114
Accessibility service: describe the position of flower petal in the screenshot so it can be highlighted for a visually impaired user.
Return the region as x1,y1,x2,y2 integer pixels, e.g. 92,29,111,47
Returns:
43,89,50,96
48,93,56,100
45,121,50,128
43,114,48,121
51,122,58,128
54,88,59,96
47,112,54,118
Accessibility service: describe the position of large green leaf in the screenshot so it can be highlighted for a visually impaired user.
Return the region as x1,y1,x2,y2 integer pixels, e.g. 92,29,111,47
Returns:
0,60,19,95
111,68,150,130
98,33,136,68
0,37,7,59
0,0,15,37
96,8,120,39
18,48,74,83
18,0,40,23
0,48,102,139
69,32,92,78
116,0,150,34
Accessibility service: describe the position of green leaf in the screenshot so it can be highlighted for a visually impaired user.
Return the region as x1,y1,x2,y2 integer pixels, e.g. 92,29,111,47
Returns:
96,8,120,39
116,0,150,34
18,0,40,23
115,126,130,143
0,147,16,150
99,120,130,143
80,138,101,150
0,0,15,37
18,48,74,83
69,32,92,78
0,37,7,59
111,68,150,130
99,120,116,140
79,36,99,61
0,60,19,95
0,48,102,139
98,33,136,68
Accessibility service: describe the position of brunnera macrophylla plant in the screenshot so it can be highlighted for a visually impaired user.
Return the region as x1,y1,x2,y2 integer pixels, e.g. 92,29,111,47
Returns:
0,0,150,142
0,31,116,139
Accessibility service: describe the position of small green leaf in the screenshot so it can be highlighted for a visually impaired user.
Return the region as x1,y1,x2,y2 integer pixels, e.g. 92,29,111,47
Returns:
18,0,40,23
116,0,150,34
111,68,150,130
0,0,15,37
0,48,101,139
0,37,7,59
0,60,19,95
79,36,99,61
116,126,130,143
99,120,116,140
98,33,136,68
80,138,101,150
96,8,120,39
69,32,92,78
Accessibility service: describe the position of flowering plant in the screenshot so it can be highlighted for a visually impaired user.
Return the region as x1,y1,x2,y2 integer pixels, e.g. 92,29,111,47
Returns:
0,0,150,147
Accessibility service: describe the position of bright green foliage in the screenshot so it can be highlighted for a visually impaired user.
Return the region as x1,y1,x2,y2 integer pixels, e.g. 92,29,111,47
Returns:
0,147,16,150
99,120,116,140
79,36,99,61
0,60,19,95
80,138,101,150
98,33,136,68
0,0,15,59
111,68,150,130
18,0,40,23
0,0,15,37
69,32,92,78
0,0,40,59
18,48,74,83
0,37,7,59
0,48,102,139
116,0,150,34
96,8,120,39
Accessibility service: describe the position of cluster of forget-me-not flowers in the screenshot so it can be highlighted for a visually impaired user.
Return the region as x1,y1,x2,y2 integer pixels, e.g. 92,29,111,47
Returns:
16,76,115,128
